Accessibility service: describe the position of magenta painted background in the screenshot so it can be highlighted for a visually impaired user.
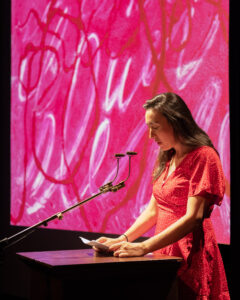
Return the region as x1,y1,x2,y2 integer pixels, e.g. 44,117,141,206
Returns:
11,0,230,244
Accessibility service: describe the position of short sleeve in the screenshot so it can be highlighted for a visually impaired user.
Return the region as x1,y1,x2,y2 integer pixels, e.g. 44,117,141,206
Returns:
188,147,225,206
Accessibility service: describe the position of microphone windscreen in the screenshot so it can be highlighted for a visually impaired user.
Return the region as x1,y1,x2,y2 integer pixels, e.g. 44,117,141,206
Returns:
115,153,125,157
126,151,137,156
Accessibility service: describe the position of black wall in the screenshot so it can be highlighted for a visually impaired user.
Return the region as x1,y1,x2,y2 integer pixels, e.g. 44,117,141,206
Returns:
1,1,239,299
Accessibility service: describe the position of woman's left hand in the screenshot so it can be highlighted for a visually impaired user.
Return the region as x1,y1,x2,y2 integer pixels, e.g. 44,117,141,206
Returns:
109,242,148,257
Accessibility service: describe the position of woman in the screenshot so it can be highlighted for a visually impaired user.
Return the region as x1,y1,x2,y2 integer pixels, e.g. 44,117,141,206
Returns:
94,93,230,299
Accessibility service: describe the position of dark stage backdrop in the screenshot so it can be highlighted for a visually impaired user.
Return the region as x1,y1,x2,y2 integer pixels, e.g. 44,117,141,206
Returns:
10,0,230,244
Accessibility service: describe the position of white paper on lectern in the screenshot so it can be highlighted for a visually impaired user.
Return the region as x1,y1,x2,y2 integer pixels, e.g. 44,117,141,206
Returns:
79,236,109,251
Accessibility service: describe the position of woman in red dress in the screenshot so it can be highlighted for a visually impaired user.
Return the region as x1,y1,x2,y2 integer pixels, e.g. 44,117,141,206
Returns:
95,93,230,299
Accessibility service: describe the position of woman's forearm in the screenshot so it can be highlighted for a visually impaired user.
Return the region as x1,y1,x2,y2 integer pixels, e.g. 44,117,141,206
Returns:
142,214,200,253
123,209,157,242
141,196,207,253
123,195,158,242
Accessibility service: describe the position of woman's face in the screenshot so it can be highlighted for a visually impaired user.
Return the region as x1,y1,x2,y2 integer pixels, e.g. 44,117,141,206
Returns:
145,109,177,151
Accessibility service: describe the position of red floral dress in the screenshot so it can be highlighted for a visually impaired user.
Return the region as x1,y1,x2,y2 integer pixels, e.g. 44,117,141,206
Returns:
153,146,230,299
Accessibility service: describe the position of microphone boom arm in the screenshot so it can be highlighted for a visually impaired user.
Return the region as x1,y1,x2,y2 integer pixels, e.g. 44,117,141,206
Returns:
0,151,137,249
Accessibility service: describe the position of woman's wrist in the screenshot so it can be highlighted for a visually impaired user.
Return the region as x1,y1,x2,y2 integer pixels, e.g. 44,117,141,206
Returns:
122,234,128,242
119,234,128,242
141,239,152,255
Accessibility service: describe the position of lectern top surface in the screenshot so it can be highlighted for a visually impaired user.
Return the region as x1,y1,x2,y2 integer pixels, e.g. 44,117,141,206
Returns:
17,249,182,268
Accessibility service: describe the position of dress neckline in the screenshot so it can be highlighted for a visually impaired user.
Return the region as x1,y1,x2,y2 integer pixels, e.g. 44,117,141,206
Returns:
161,146,204,186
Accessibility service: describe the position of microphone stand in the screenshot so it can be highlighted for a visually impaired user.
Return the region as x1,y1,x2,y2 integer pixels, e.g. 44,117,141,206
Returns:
0,152,137,249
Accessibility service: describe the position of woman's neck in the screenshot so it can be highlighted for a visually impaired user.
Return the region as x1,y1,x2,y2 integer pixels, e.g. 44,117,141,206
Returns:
173,144,193,161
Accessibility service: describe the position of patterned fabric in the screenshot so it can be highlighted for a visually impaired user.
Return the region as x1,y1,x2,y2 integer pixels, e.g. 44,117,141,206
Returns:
153,146,230,299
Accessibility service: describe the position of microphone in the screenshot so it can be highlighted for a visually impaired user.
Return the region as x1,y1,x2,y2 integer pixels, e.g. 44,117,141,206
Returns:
126,151,137,156
99,153,125,193
115,153,126,158
112,153,126,183
110,151,138,192
99,151,137,193
123,151,138,182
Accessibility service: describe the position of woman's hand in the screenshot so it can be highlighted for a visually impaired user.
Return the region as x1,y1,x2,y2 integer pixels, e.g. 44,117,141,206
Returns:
93,236,126,252
109,242,149,257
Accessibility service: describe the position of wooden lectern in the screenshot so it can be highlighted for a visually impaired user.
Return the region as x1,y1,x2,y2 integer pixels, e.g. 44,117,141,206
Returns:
17,249,182,300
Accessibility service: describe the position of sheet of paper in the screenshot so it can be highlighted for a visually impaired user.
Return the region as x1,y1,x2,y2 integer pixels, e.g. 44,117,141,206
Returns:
79,236,109,251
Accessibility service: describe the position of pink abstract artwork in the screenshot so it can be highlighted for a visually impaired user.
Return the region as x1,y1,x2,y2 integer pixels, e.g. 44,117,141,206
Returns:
11,0,230,244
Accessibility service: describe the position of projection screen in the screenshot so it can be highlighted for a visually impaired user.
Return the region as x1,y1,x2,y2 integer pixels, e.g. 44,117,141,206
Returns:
11,0,230,244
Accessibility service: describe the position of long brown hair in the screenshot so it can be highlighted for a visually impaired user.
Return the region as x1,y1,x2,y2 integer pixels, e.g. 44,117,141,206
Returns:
143,93,216,180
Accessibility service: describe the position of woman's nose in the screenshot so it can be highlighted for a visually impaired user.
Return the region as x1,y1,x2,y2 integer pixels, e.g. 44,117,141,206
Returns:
149,128,154,139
